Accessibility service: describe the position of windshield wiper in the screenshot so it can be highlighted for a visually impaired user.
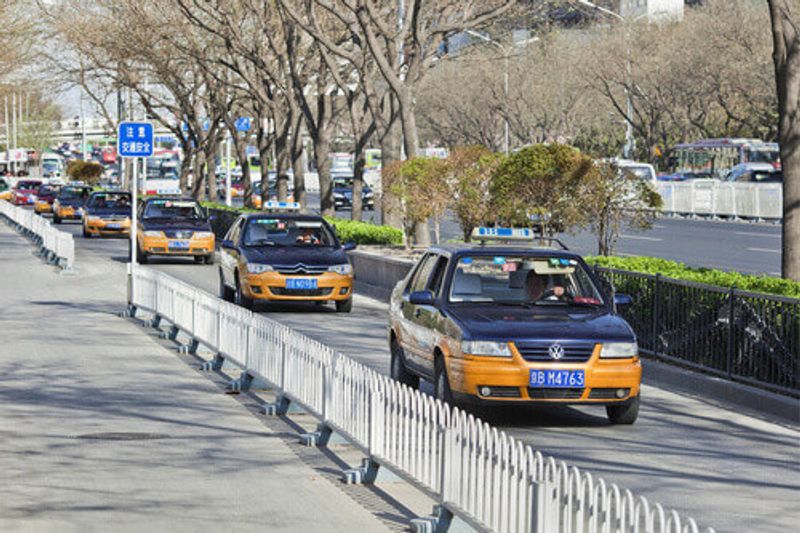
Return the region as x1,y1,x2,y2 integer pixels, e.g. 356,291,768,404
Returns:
245,239,276,247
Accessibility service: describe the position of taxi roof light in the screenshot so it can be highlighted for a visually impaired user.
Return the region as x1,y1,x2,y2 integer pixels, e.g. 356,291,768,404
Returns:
264,201,300,212
471,226,569,250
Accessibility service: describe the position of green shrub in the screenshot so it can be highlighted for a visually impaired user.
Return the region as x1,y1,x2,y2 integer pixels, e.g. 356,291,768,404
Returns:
586,255,800,299
326,217,403,246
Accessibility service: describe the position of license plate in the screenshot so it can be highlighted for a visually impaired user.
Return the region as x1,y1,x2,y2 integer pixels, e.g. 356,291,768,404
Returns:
168,240,190,249
286,278,317,290
107,223,121,229
529,369,585,388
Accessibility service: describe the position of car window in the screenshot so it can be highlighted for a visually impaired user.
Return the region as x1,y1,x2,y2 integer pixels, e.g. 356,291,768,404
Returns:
408,254,439,294
59,187,91,199
428,256,449,297
143,199,203,219
225,217,244,243
242,218,335,247
88,192,130,208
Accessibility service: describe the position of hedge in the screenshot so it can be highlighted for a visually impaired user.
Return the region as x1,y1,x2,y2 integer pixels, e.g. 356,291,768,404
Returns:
585,255,800,299
200,201,403,246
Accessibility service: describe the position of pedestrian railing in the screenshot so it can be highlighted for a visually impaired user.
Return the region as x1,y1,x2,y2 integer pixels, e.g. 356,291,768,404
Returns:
598,267,800,397
656,180,783,220
129,265,714,533
0,199,75,270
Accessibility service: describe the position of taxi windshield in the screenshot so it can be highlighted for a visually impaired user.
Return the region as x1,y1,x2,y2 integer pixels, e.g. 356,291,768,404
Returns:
15,181,41,190
88,192,130,209
144,200,203,219
242,218,335,247
59,187,91,199
449,255,604,307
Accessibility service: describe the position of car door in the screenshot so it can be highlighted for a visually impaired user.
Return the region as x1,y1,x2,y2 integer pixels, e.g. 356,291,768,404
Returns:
409,255,450,378
221,217,244,285
399,253,439,376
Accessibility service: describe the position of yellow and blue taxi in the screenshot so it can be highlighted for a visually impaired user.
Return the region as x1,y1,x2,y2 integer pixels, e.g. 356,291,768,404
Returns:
388,227,642,424
82,190,132,238
136,197,215,264
52,184,93,224
33,184,61,214
218,203,356,312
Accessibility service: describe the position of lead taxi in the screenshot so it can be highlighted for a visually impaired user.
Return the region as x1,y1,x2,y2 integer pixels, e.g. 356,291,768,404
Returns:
388,228,642,424
136,196,215,264
82,190,132,238
218,203,355,312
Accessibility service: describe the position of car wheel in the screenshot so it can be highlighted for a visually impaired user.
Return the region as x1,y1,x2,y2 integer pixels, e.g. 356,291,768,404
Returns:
53,215,61,224
390,338,419,389
194,255,204,264
234,272,254,310
434,356,454,405
82,225,90,238
204,254,215,265
219,269,234,302
335,298,353,313
136,244,148,264
606,394,640,425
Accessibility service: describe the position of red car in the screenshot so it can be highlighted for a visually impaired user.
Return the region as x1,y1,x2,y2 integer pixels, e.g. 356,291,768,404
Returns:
12,180,43,206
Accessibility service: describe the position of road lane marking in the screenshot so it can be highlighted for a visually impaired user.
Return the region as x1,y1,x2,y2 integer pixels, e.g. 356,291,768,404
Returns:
735,232,781,238
621,235,663,241
747,247,781,254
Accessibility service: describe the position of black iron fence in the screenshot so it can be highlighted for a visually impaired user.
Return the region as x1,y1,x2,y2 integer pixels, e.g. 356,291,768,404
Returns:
597,267,800,397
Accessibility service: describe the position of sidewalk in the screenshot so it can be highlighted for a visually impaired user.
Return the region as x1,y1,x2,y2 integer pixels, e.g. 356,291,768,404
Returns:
0,223,391,532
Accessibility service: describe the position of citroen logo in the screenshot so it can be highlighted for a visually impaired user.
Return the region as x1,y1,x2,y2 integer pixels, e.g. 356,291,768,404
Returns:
548,343,565,360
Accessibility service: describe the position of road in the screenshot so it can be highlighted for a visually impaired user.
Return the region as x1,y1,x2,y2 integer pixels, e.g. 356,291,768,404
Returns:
55,218,800,533
301,193,783,276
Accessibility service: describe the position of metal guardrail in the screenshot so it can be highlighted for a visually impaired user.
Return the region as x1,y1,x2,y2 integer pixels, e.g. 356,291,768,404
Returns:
656,180,783,220
598,267,800,397
129,265,714,533
0,200,75,270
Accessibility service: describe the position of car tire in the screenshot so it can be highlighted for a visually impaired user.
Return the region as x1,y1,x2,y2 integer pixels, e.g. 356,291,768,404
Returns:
219,269,234,302
194,255,204,264
136,244,148,264
335,298,353,313
390,338,419,389
434,356,454,405
204,254,215,265
234,272,254,310
82,225,90,238
606,394,640,425
53,215,61,224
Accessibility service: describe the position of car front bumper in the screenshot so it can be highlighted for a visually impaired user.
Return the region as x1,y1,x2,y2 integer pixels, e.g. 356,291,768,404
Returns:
139,234,215,256
242,271,353,302
85,217,131,236
34,201,52,214
55,206,81,219
448,345,641,404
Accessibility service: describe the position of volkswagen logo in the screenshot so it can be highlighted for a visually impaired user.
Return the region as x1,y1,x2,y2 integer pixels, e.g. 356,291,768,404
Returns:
548,343,565,360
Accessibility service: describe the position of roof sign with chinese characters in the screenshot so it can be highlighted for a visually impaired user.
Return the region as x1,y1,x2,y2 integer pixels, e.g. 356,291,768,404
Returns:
117,122,154,158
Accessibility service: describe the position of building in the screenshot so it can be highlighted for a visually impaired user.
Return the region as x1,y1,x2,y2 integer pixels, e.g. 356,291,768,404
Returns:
620,0,684,22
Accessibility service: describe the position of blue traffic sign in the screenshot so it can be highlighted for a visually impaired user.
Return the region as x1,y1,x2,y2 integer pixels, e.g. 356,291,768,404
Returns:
118,122,154,158
235,117,252,132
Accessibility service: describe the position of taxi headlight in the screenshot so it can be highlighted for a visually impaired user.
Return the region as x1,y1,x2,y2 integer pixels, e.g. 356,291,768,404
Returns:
86,215,100,222
328,263,352,275
247,263,273,274
600,342,638,359
194,231,214,239
461,341,512,358
143,230,163,237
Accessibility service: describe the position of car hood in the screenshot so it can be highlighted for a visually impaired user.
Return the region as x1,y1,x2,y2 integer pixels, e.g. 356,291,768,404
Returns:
447,305,635,343
141,218,211,231
242,246,348,267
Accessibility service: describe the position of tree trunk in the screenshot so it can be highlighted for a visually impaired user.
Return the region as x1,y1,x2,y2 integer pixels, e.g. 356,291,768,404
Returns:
179,138,193,193
191,150,206,201
290,102,306,209
767,0,800,281
315,122,333,217
398,87,429,246
204,137,218,202
274,126,291,203
352,136,366,221
380,95,404,229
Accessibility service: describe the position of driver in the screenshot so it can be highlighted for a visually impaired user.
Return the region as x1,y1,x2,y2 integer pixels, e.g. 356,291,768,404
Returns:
526,271,566,301
296,227,320,245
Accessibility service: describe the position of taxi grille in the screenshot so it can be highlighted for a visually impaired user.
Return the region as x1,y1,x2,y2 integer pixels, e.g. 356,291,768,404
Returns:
515,341,595,363
164,230,194,239
269,287,333,297
528,388,584,400
273,264,328,275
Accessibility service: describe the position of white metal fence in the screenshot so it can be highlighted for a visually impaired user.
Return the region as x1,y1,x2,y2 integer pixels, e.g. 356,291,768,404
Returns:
0,199,75,270
129,266,714,533
656,180,782,220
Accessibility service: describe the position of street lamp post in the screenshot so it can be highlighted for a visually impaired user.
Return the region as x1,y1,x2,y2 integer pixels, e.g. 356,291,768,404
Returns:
466,30,538,154
577,0,636,159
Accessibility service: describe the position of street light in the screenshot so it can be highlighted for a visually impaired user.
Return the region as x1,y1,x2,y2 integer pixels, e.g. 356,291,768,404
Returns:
576,0,636,159
465,30,538,154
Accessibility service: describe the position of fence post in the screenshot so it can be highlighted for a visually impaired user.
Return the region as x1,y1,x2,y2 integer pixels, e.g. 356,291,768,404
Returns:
651,274,661,358
727,286,736,379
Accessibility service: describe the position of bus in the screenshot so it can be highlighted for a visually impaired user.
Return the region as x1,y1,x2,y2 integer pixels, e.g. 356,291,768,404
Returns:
670,138,780,179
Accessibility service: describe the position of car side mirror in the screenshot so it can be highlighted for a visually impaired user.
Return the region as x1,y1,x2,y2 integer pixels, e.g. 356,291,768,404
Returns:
409,290,434,306
221,239,235,250
208,215,216,222
343,241,357,252
614,294,633,308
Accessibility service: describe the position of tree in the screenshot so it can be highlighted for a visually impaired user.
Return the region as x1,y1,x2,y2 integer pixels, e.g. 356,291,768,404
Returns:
386,157,449,247
66,160,104,184
448,145,505,241
580,162,663,255
767,0,800,282
490,144,593,236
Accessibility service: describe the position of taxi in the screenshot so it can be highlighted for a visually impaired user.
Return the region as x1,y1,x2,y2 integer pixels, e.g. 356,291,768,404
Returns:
33,184,61,214
250,180,294,209
136,196,215,264
388,227,642,424
11,179,43,206
0,177,11,201
82,190,132,238
52,184,93,223
218,203,355,312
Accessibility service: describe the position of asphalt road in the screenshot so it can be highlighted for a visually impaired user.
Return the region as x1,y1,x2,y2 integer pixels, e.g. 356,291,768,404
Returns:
54,218,800,533
302,193,783,276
